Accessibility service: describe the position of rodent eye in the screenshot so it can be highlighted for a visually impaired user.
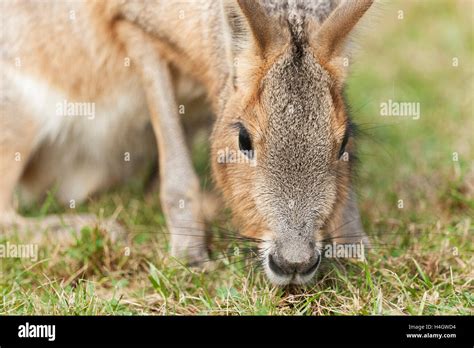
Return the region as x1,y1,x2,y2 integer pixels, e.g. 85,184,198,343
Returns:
338,129,350,159
238,123,254,158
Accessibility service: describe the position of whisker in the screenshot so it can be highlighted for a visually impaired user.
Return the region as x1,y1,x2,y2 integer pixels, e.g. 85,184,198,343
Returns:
135,226,261,243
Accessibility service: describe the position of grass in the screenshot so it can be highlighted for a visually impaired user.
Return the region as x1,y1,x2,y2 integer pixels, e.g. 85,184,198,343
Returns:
1,0,473,315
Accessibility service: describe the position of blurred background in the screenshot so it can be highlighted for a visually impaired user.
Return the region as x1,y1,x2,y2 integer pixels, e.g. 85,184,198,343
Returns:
348,0,473,224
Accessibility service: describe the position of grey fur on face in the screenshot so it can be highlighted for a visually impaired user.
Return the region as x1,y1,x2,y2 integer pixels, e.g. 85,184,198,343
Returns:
255,46,338,236
262,0,341,24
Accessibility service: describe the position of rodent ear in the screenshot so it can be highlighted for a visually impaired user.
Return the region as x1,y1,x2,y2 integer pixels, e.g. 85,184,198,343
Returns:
310,0,374,66
221,0,286,88
222,0,282,56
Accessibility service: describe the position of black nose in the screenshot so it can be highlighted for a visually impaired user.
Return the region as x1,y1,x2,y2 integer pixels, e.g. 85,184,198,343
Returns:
268,252,320,276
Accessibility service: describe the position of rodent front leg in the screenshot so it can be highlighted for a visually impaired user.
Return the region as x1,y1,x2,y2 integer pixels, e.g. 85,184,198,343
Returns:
116,22,209,265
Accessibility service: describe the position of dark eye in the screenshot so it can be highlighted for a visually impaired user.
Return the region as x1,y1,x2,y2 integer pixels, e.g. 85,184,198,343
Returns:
338,130,350,159
238,123,253,158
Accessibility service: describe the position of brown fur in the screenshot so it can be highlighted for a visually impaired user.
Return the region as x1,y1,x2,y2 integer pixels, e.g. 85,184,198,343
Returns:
1,0,374,284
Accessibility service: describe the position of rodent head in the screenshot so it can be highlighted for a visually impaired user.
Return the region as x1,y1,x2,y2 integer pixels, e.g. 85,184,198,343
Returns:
211,0,373,285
